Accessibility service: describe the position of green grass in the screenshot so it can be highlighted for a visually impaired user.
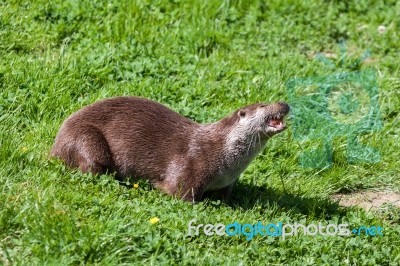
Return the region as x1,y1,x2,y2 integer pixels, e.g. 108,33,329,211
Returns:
1,0,400,264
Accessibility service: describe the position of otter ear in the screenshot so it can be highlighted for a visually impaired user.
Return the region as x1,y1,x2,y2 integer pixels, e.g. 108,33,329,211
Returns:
238,110,246,118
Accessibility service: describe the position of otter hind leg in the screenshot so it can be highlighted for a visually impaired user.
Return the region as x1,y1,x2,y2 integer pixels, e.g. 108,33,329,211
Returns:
51,125,115,175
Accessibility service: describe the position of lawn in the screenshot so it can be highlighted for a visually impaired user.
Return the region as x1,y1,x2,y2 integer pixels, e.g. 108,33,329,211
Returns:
1,0,399,265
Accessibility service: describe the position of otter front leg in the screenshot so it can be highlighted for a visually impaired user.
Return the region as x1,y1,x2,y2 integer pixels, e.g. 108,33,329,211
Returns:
204,183,235,201
173,179,207,203
179,182,235,202
179,185,205,203
217,183,235,201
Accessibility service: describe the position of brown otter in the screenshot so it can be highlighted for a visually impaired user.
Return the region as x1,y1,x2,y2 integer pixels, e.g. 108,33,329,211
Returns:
50,96,289,202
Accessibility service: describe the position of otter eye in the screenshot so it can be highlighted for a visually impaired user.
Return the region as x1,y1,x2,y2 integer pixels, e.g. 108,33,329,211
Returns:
238,110,246,118
259,104,267,108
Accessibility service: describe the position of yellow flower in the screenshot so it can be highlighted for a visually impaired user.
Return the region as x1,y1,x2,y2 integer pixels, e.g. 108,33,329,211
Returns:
133,183,139,188
149,217,159,224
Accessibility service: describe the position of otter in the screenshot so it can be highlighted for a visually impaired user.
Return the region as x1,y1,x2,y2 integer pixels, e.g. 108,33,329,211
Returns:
50,96,289,202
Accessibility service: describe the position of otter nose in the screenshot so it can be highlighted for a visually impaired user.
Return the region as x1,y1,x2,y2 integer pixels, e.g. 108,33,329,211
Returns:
277,102,290,113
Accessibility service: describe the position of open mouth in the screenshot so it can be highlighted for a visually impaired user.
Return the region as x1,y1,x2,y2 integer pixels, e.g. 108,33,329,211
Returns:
263,102,290,133
267,118,286,130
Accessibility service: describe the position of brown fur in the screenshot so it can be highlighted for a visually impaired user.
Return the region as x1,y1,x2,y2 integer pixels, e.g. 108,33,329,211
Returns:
51,96,289,202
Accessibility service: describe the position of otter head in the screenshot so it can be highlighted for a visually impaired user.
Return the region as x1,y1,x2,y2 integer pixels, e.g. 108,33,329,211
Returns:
237,102,290,138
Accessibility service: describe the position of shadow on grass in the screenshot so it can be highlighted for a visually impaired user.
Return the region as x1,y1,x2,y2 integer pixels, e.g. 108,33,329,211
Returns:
204,183,348,219
103,174,347,219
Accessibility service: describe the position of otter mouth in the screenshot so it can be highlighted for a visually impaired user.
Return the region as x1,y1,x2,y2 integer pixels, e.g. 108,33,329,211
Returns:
264,114,287,134
257,102,290,135
268,118,285,130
